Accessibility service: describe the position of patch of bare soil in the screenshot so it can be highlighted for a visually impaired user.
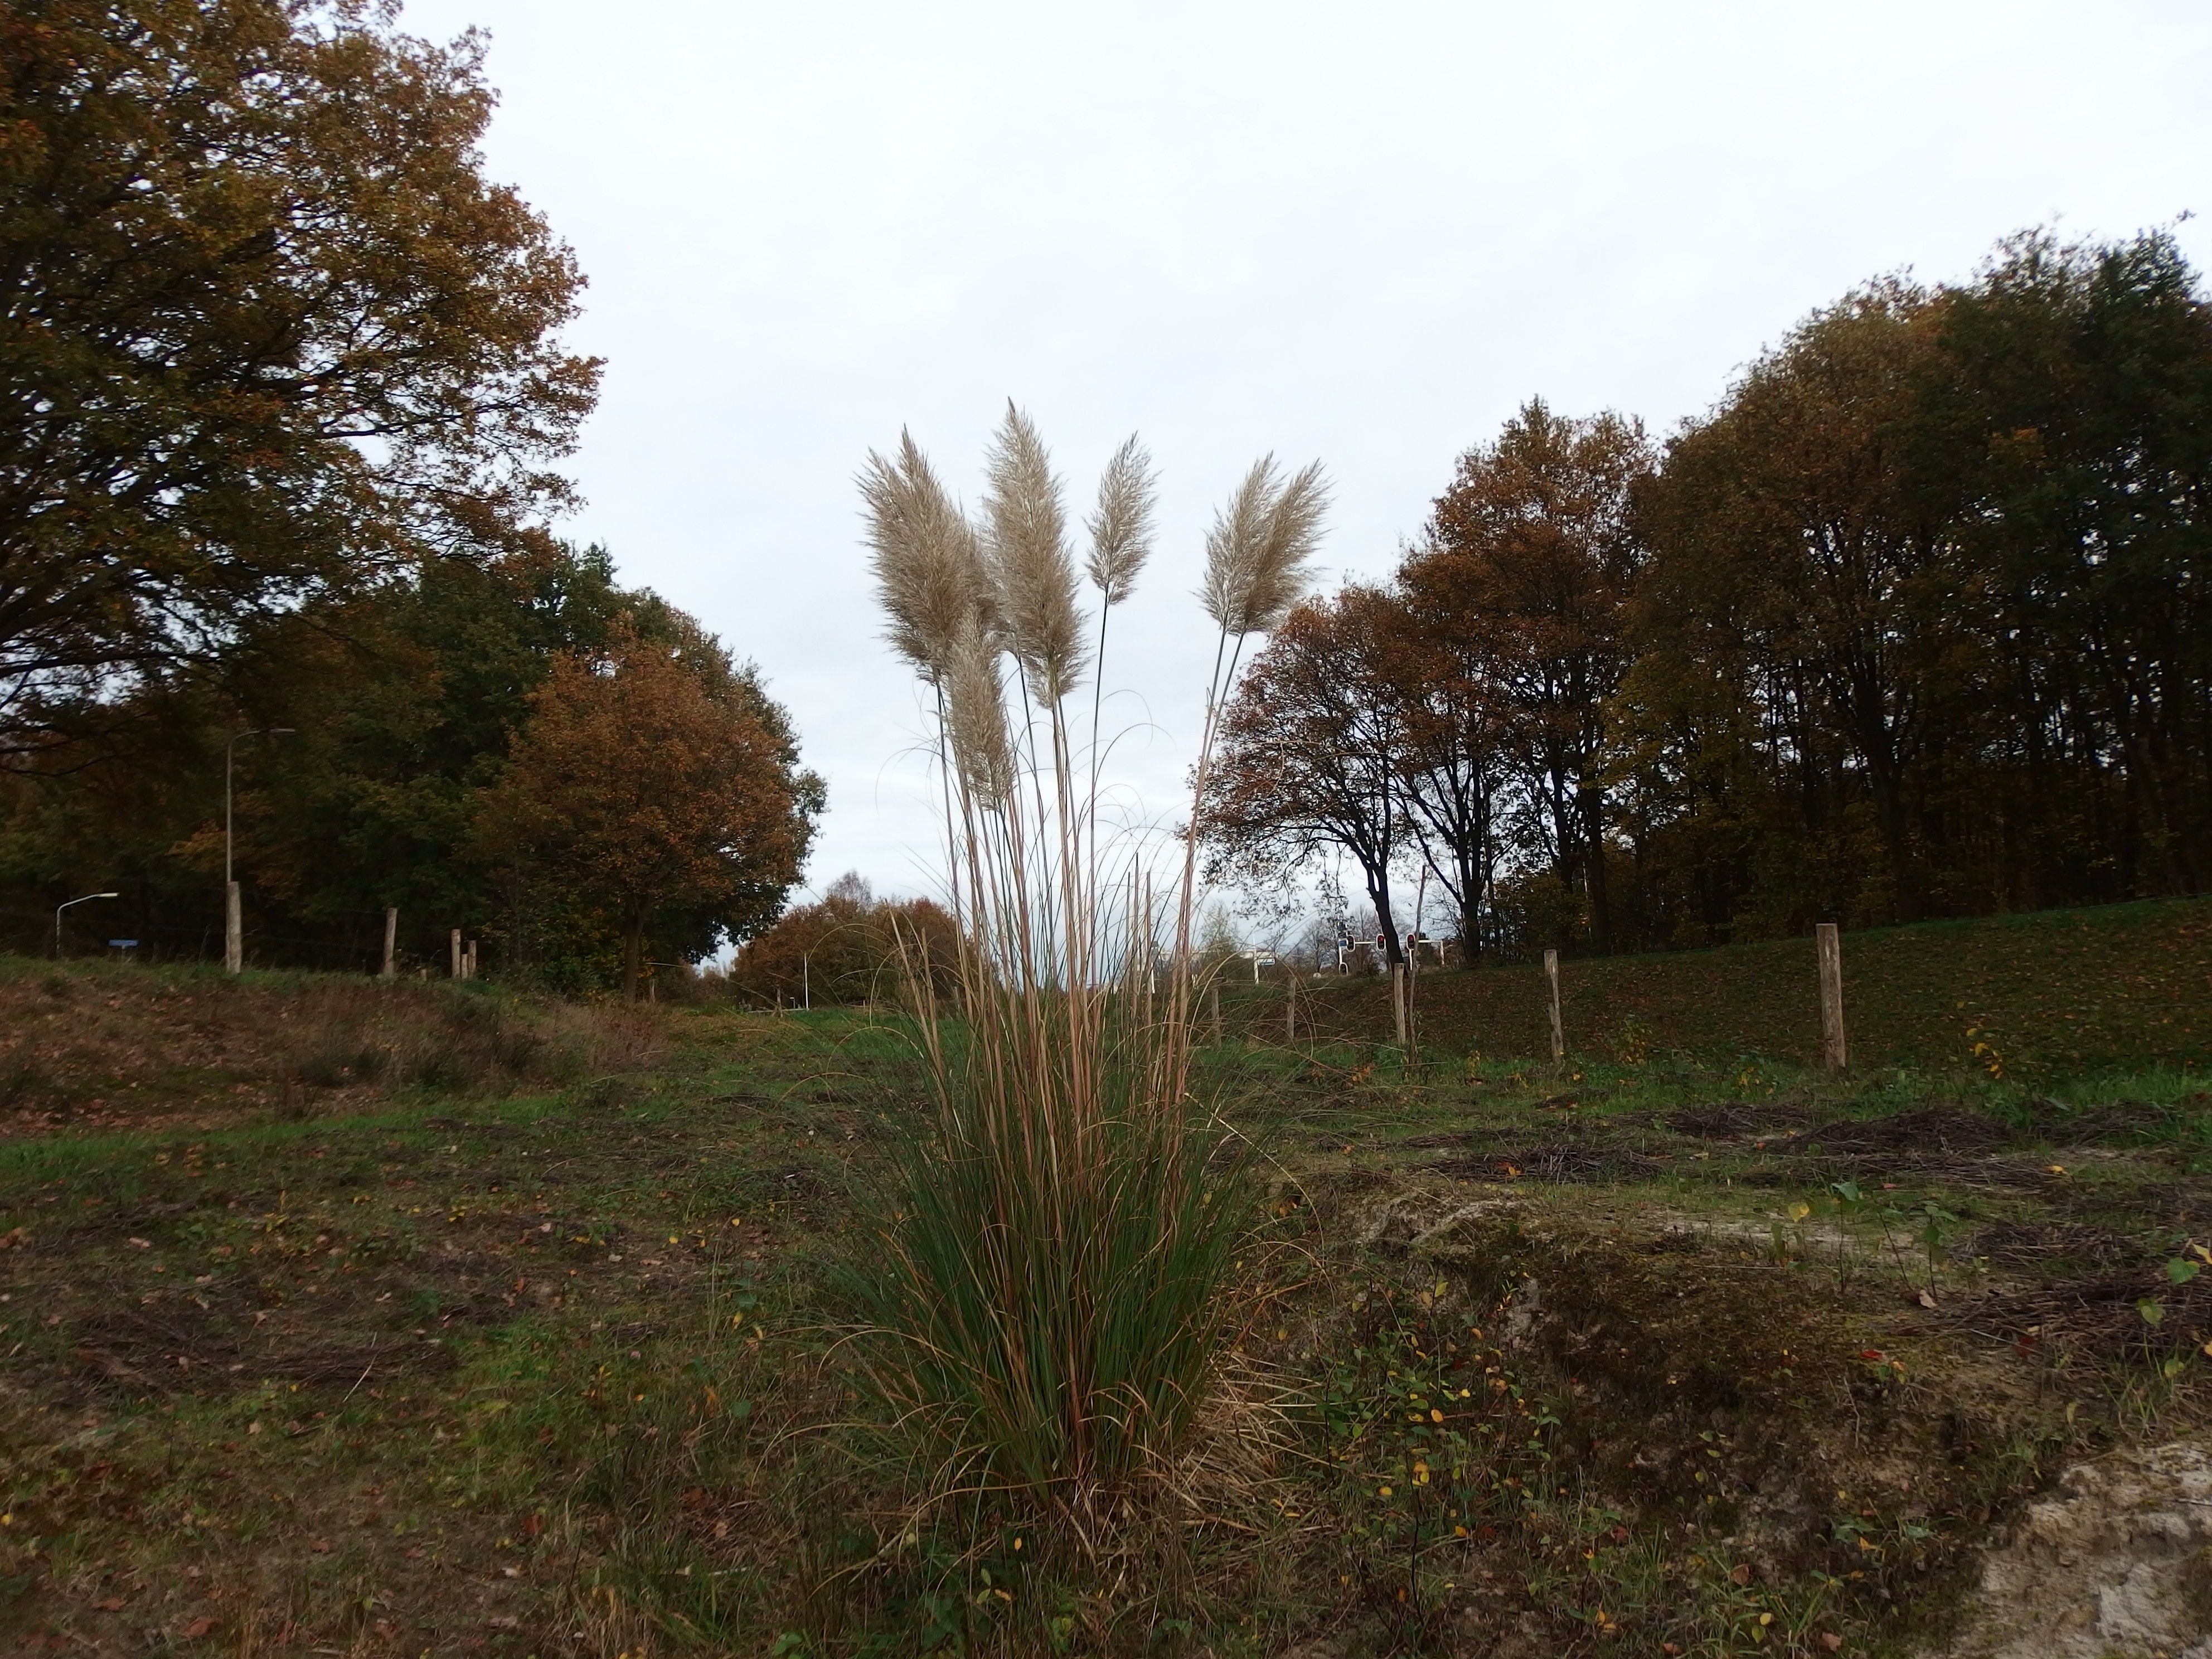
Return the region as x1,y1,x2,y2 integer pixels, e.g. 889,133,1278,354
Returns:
1664,1102,1817,1138
1946,1440,2212,1658
1773,1108,2064,1190
2013,1094,2212,1144
18,1211,602,1402
2065,1176,2212,1231
1952,1221,2140,1270
1942,1268,2212,1364
72,1307,458,1393
1801,1108,2014,1157
1327,1169,2028,1615
1428,1142,1665,1183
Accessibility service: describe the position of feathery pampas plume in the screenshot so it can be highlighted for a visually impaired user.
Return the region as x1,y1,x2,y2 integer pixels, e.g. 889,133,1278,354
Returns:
1199,457,1330,637
854,408,1327,1503
860,431,993,681
1084,435,1157,605
982,404,1087,705
942,611,1013,812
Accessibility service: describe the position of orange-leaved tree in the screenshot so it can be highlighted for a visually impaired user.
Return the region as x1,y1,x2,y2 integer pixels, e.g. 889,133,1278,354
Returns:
474,622,821,998
1418,399,1653,953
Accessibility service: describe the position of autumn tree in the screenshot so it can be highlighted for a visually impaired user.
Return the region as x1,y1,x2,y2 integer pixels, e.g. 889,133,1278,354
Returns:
1637,284,1972,925
0,542,746,972
214,537,632,962
1415,401,1652,952
1195,234,2210,954
1202,585,1415,966
1393,546,1507,962
1915,229,2212,902
0,0,596,755
473,625,822,999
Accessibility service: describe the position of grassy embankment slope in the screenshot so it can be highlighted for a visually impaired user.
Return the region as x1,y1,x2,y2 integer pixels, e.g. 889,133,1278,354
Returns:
1,947,2211,1656
1235,896,2212,1077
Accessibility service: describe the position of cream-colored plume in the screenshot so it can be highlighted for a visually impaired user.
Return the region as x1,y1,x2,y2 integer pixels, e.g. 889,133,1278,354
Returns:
942,611,1014,811
1199,455,1330,636
860,431,992,682
982,404,1087,705
1084,434,1157,606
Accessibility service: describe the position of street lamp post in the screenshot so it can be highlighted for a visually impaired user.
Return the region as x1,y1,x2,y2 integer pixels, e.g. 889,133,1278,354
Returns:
55,892,119,959
224,728,294,973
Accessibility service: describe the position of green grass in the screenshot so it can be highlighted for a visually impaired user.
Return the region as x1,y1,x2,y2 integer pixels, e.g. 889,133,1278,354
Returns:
1230,895,2212,1077
4,970,2212,1655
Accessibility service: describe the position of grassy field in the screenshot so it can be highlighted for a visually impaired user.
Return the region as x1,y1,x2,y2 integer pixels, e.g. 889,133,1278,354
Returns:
1232,896,2212,1078
4,955,2212,1655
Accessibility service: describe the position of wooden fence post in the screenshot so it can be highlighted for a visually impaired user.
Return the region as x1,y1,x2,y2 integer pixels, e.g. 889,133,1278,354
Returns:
450,928,462,979
1816,923,1848,1072
1391,963,1408,1048
1209,983,1221,1044
1544,949,1564,1065
381,908,398,979
1286,976,1297,1046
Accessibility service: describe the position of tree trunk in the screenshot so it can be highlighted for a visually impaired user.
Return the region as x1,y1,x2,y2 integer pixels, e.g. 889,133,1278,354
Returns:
622,918,644,1002
1456,823,1486,967
1367,870,1405,967
1583,782,1611,954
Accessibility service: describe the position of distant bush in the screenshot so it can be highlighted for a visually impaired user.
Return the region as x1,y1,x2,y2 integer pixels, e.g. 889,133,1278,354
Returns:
726,874,957,1008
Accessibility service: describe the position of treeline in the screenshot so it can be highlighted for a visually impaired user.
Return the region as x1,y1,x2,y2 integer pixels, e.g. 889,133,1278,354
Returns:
0,1,819,991
1207,230,2212,961
0,537,822,991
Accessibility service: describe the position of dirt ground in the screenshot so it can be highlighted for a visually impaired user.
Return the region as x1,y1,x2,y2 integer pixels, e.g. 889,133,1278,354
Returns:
2,958,2210,1656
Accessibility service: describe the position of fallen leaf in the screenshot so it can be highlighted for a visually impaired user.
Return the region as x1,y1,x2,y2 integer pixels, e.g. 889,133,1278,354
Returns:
183,1617,214,1638
1730,1563,1752,1586
93,1597,123,1611
1917,1289,1938,1309
1820,1636,1844,1653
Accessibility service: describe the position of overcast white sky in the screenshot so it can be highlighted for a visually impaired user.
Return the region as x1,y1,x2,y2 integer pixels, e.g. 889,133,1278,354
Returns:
401,0,2211,907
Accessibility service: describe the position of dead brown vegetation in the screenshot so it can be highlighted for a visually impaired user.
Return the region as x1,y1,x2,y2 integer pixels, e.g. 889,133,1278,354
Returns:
0,959,661,1134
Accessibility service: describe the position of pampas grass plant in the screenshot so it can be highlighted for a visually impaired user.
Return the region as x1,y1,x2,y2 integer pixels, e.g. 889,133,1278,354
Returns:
856,407,1328,1505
